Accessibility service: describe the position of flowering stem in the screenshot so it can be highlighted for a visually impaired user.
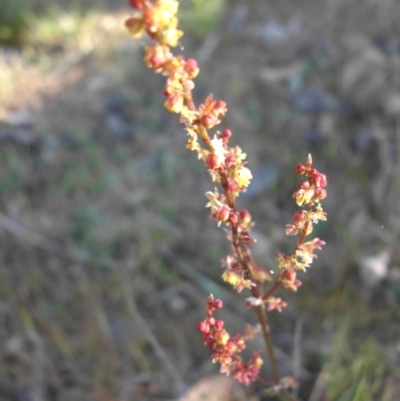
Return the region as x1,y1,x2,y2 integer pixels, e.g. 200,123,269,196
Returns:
125,0,327,396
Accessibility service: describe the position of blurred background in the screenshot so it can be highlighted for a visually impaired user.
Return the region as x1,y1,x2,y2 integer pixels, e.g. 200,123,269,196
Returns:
1,0,400,400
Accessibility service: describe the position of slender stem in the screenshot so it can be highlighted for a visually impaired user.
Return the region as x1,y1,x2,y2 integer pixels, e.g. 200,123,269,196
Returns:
183,85,197,111
229,226,281,384
262,272,286,300
255,304,280,383
218,158,284,385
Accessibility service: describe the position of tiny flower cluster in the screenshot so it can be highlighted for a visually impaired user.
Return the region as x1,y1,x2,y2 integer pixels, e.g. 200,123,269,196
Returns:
205,188,255,244
220,255,255,293
126,0,183,47
261,155,327,304
278,154,327,273
197,295,263,385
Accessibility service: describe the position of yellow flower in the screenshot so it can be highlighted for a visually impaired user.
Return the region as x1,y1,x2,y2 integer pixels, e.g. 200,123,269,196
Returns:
221,270,254,293
294,188,314,206
233,165,252,188
155,0,179,16
160,27,184,47
311,203,327,222
215,329,230,345
165,94,184,113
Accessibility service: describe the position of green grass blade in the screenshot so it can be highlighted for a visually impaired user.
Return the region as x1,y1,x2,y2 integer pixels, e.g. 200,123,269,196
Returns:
337,364,365,401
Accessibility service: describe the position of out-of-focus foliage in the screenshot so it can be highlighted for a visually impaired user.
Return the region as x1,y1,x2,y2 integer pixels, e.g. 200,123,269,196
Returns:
179,0,225,41
324,321,394,401
0,0,28,45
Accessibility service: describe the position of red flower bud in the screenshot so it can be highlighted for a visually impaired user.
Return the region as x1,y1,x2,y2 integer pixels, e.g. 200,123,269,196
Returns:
212,100,227,115
216,206,230,222
225,154,235,164
239,209,252,225
294,163,306,175
197,320,210,333
239,231,256,245
214,319,224,330
225,341,236,353
129,0,145,9
313,188,327,200
165,94,183,113
229,211,239,225
205,154,223,170
293,210,306,225
228,180,238,191
148,52,164,69
201,115,215,129
299,181,311,189
286,270,296,282
213,299,223,309
184,58,199,79
221,129,232,140
206,337,217,349
311,172,327,188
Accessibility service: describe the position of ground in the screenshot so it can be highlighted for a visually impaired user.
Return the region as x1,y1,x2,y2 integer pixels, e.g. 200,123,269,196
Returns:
0,0,400,400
